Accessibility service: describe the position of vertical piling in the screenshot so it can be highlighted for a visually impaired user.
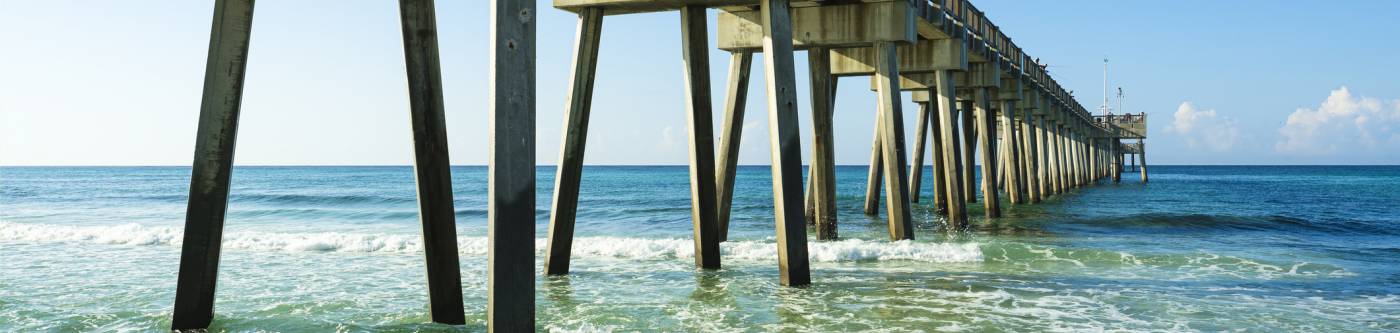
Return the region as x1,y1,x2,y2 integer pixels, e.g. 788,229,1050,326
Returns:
864,103,883,215
1022,104,1041,203
171,0,255,329
908,103,931,203
873,41,914,241
807,47,838,240
934,71,968,228
544,7,603,276
974,89,1001,218
679,6,721,269
400,0,467,325
959,101,977,203
928,101,950,214
715,52,752,242
759,0,811,286
999,99,1023,205
487,0,536,329
1139,139,1149,183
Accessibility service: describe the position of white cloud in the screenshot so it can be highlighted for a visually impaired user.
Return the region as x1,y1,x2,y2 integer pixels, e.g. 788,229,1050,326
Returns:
1276,87,1400,154
659,125,677,151
1164,102,1240,152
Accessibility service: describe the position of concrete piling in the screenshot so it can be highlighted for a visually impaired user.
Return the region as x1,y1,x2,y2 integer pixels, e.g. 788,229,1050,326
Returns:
544,7,603,276
487,0,537,329
758,0,812,287
715,52,752,242
171,0,256,329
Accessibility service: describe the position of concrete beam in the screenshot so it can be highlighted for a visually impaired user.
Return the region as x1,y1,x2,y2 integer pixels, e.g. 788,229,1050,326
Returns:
831,37,967,76
718,1,917,51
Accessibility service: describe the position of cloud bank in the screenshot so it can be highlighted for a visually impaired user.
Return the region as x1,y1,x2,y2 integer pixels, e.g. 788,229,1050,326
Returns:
1164,102,1240,152
1276,87,1400,155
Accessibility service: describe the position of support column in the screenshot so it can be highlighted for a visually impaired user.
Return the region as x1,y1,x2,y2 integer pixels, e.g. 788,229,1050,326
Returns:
1140,139,1149,183
716,52,752,242
864,105,882,215
1036,115,1052,196
544,8,603,276
488,0,535,329
1042,117,1056,195
959,101,977,203
1023,108,1041,203
999,100,1023,205
760,0,811,286
928,101,950,214
171,0,255,329
1112,139,1121,183
680,6,721,270
873,41,914,241
934,71,968,228
1056,124,1069,193
974,88,1001,218
807,47,838,240
908,102,931,204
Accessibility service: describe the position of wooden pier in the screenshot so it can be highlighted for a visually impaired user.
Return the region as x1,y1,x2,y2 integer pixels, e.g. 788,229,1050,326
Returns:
169,0,1147,330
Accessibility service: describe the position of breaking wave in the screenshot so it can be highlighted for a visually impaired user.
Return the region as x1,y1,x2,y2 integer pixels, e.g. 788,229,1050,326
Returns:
0,221,983,263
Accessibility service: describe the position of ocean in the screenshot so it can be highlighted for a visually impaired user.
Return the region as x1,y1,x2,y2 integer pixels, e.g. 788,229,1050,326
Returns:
1,165,1398,332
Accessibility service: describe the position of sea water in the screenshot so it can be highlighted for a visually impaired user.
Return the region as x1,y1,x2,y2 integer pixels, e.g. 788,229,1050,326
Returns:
1,165,1398,332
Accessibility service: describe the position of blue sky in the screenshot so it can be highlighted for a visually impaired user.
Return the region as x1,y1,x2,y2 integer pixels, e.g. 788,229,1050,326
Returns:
2,0,1397,166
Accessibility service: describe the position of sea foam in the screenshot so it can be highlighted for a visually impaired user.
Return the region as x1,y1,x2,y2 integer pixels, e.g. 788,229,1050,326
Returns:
0,221,983,263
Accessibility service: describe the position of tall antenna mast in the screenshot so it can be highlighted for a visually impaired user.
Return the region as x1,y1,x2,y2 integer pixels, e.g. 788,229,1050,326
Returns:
1101,58,1110,116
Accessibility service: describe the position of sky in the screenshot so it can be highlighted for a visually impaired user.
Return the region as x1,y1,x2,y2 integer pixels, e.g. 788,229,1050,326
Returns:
2,0,1398,166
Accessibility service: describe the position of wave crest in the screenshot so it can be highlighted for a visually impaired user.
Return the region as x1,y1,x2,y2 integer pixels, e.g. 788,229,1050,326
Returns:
0,222,983,264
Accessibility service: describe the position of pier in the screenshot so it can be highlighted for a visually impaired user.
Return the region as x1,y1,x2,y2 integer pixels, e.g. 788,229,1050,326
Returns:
169,0,1147,330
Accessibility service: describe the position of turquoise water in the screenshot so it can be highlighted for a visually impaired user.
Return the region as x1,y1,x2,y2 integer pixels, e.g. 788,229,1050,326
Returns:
2,165,1398,332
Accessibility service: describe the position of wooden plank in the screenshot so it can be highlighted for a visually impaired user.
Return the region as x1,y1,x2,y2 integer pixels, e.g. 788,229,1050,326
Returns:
400,0,467,325
863,103,882,216
974,88,1001,218
680,5,721,269
760,0,811,287
808,47,838,240
544,7,603,276
873,41,914,241
488,0,536,329
908,102,931,203
933,70,967,228
171,0,255,329
715,51,752,242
